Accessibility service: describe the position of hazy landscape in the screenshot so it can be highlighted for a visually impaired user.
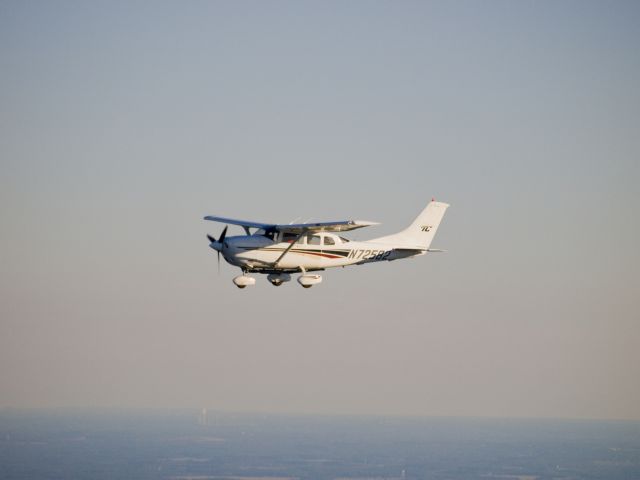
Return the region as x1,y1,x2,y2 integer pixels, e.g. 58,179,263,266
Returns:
1,409,639,480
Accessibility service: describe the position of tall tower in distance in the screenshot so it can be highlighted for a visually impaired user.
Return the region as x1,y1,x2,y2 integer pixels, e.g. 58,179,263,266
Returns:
198,407,208,426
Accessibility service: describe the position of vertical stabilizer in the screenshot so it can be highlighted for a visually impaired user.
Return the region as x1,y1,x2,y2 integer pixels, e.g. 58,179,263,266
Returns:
372,200,449,249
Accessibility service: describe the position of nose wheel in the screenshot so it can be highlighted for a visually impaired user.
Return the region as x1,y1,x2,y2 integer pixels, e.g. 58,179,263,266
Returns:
233,274,255,289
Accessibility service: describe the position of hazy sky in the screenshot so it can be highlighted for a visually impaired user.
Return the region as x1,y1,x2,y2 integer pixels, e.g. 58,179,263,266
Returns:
1,1,639,420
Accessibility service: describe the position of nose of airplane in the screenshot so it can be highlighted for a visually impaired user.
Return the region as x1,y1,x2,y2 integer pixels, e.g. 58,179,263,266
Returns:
207,226,228,252
207,235,221,251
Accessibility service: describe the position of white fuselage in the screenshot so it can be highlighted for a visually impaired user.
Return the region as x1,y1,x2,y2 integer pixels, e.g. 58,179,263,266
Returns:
218,231,420,273
206,200,449,287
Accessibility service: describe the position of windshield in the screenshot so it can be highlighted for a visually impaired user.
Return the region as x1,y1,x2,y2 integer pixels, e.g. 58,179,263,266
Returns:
252,228,274,240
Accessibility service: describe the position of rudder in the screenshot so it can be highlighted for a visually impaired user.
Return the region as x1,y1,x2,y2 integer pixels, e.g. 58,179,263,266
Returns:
372,200,450,249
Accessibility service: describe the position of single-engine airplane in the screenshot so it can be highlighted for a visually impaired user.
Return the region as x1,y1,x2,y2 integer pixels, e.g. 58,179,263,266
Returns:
204,199,449,289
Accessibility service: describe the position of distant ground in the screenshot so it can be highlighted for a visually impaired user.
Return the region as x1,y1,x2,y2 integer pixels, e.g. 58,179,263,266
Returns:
1,409,639,480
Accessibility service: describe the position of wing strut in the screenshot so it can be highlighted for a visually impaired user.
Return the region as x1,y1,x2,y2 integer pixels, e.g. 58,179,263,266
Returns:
273,229,308,267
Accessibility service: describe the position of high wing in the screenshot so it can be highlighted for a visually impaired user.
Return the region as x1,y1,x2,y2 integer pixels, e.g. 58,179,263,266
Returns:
203,216,272,231
203,216,379,233
276,220,379,233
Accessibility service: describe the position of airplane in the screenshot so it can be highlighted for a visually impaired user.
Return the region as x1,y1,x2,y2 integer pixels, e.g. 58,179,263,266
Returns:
204,199,449,289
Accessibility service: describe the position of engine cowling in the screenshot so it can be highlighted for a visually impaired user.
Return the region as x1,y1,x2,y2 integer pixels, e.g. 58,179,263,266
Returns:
297,274,322,288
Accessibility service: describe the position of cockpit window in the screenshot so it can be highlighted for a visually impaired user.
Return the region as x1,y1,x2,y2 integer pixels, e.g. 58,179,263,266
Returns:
323,236,335,246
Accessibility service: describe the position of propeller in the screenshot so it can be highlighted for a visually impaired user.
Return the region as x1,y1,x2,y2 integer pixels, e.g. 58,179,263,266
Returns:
207,226,228,273
218,225,228,244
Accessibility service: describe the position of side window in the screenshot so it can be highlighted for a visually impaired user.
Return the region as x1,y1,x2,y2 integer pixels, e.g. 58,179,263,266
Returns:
323,236,335,246
307,235,321,245
282,233,298,243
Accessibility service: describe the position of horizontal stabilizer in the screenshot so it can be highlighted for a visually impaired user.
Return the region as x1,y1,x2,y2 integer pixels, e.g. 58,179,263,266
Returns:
394,248,426,255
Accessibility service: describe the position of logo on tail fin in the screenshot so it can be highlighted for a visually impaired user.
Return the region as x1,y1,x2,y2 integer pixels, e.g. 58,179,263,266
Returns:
420,225,432,232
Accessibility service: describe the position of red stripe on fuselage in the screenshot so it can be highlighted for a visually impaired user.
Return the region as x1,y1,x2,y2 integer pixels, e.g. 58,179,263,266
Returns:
297,251,342,259
251,247,343,260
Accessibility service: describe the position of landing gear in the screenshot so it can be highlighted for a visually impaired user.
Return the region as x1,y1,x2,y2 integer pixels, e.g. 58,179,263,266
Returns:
268,273,291,286
297,272,322,288
232,270,322,289
233,273,256,289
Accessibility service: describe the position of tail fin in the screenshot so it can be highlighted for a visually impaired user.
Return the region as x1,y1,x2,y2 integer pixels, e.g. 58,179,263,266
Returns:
372,200,450,249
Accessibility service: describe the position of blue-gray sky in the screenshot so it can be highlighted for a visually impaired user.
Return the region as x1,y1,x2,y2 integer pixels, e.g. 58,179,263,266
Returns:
1,1,639,419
